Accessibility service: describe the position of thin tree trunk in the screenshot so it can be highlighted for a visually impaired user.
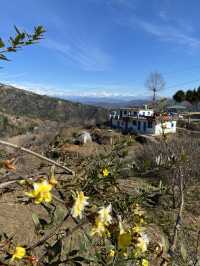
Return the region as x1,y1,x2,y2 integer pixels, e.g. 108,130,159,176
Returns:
169,169,184,254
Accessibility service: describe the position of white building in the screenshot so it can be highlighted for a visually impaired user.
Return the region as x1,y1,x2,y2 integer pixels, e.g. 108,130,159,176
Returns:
110,106,176,136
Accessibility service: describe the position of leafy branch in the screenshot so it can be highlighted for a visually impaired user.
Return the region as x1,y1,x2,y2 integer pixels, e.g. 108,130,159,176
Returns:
0,25,45,61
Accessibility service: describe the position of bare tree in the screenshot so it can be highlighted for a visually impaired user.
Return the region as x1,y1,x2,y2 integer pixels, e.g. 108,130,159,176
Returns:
145,72,165,102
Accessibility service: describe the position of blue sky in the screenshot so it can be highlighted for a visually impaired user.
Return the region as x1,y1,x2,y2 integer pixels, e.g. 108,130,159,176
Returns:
1,0,200,98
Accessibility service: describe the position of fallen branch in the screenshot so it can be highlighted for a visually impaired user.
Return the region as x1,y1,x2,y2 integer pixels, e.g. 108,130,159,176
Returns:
0,180,18,189
0,139,74,175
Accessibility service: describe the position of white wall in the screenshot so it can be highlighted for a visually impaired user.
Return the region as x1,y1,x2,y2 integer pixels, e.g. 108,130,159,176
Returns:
155,121,176,135
111,118,176,135
138,109,154,117
111,118,155,134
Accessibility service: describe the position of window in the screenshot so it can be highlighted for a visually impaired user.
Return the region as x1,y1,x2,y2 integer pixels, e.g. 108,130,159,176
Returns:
132,120,137,126
124,110,127,115
137,121,141,130
148,121,153,128
134,111,137,116
143,112,145,116
143,122,146,131
171,122,174,127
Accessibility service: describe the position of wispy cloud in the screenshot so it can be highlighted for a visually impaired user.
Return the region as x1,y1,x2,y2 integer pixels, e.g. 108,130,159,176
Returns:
118,15,200,49
132,18,200,48
111,0,200,50
42,38,112,71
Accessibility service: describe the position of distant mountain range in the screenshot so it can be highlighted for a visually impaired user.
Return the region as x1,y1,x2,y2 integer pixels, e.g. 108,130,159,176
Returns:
63,96,151,108
0,84,108,125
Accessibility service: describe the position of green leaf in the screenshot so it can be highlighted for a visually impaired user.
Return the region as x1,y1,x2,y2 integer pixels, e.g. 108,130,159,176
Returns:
25,40,34,45
0,38,5,48
180,243,187,261
0,54,9,61
14,25,21,35
32,212,41,231
47,239,62,264
35,25,46,35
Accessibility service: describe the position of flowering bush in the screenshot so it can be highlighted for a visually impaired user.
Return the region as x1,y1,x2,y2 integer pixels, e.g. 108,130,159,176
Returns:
0,137,179,265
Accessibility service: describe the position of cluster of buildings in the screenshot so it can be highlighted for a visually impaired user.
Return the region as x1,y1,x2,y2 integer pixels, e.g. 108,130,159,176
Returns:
109,105,177,136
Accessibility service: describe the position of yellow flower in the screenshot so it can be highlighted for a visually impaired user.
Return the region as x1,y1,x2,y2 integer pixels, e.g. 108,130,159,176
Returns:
98,204,112,225
108,249,115,257
132,225,143,234
134,204,144,217
49,175,58,186
90,204,112,237
71,191,89,219
49,165,58,186
25,180,53,204
118,216,125,235
11,246,26,260
118,232,132,249
91,217,107,236
142,259,149,266
136,233,149,253
102,168,109,177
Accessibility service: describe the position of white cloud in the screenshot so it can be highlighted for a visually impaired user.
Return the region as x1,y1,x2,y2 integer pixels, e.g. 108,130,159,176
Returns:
1,80,145,98
42,38,112,71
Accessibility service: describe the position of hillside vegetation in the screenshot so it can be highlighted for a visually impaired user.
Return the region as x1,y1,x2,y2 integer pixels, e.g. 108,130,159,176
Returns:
0,84,108,125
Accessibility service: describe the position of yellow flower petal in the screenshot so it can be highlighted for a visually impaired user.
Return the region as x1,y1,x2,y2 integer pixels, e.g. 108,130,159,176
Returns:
118,216,125,235
49,175,58,186
71,191,89,219
91,218,107,237
25,180,53,204
108,249,115,257
132,225,143,233
142,259,149,266
98,204,112,225
11,246,26,260
102,168,109,177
